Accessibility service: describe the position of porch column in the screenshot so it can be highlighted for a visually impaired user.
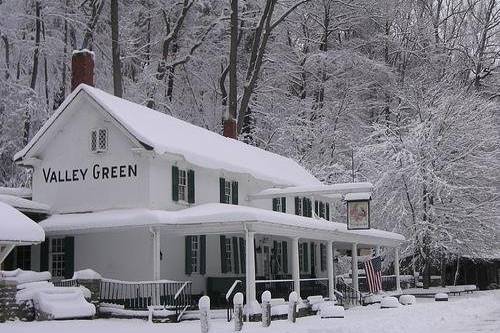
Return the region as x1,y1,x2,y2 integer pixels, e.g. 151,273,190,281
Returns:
291,237,300,298
375,245,381,257
352,243,359,292
394,247,401,291
327,240,335,299
245,231,256,306
151,228,161,280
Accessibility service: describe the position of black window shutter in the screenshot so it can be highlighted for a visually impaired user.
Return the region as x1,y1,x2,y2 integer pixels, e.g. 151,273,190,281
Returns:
219,178,226,203
282,241,288,274
64,237,75,279
308,199,313,217
315,200,319,215
239,238,246,274
319,201,325,218
272,240,278,274
272,198,278,211
200,235,206,275
232,237,239,274
326,203,330,221
320,244,326,271
231,181,238,205
172,166,179,202
185,236,192,275
40,239,49,272
187,170,195,203
310,242,316,276
294,197,300,215
281,197,286,213
303,243,309,272
220,235,227,273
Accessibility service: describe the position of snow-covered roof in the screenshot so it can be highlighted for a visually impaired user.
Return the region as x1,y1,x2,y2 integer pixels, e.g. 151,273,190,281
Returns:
0,201,45,244
0,195,50,214
249,183,373,199
15,84,320,187
39,204,404,247
0,187,32,199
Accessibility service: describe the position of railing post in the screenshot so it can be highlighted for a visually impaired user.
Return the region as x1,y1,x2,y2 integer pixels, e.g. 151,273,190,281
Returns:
261,290,271,327
199,296,210,333
233,292,244,331
288,291,298,323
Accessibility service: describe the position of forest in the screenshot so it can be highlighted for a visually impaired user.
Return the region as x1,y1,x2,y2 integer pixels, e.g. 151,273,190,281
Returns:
0,0,498,284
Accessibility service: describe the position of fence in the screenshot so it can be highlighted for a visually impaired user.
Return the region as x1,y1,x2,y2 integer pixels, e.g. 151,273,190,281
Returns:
99,278,192,311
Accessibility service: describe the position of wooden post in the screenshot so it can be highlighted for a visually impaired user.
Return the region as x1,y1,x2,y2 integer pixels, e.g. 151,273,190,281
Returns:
288,291,298,323
233,292,244,331
395,247,401,291
261,290,271,327
199,296,210,333
291,237,300,298
245,231,256,312
352,243,359,293
327,241,335,300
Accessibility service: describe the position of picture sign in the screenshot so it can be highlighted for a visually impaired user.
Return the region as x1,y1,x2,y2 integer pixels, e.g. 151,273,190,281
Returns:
347,200,370,230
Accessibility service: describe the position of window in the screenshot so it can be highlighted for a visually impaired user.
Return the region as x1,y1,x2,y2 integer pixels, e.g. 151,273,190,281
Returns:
220,178,238,205
90,128,108,153
173,167,195,204
272,197,286,213
296,197,303,216
191,236,200,273
299,242,309,273
224,180,232,204
178,169,187,202
295,197,312,217
50,238,65,278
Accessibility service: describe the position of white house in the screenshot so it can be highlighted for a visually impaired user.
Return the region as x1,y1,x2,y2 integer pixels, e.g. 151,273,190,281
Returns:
12,50,404,309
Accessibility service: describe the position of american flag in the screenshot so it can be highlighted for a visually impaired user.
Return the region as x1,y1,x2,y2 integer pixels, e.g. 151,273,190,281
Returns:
364,256,383,293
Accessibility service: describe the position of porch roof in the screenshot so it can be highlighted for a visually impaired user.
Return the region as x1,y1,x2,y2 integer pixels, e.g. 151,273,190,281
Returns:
248,182,373,200
0,201,45,244
40,204,404,247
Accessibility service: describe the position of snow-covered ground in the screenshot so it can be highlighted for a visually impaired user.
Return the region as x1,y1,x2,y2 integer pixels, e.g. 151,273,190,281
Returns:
2,290,499,333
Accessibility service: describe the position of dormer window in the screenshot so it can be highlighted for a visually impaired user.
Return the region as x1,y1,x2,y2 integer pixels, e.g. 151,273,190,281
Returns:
90,128,108,153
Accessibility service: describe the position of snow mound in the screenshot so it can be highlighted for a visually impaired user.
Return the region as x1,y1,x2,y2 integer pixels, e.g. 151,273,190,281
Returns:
73,268,102,280
380,296,400,308
33,288,95,319
1,269,51,284
320,305,345,318
399,294,416,305
261,290,272,303
435,293,448,301
198,295,210,310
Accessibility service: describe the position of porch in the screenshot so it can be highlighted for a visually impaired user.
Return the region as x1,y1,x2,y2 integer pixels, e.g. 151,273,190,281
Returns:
39,203,404,312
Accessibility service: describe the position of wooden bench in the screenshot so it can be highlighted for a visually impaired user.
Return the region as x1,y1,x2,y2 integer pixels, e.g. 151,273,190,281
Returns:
446,285,466,296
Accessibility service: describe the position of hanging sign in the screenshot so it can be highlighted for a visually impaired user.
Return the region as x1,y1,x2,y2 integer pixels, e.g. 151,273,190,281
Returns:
346,192,371,230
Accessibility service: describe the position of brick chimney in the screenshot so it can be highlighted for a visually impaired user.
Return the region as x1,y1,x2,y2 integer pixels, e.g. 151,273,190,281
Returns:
223,118,237,139
71,49,95,91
